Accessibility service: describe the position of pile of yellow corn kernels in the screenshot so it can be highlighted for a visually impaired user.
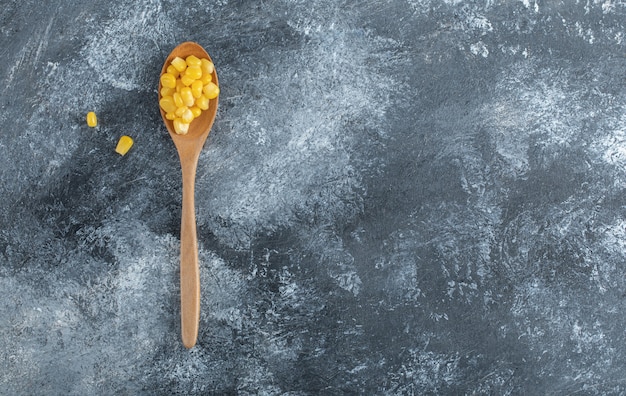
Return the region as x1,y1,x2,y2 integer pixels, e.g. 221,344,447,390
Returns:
159,55,219,135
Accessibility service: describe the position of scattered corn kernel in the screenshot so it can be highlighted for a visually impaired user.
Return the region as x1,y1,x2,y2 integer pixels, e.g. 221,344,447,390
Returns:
171,56,187,73
173,119,189,135
160,73,176,89
202,82,220,99
86,111,97,127
115,135,134,156
160,52,219,134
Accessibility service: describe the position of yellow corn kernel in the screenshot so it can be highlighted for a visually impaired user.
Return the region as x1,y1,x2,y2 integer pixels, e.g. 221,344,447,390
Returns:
185,66,202,80
86,111,97,127
171,56,187,73
196,95,209,110
199,72,212,85
160,86,174,97
180,87,195,107
160,73,176,89
175,78,184,92
173,118,189,135
115,135,133,156
190,106,202,118
173,92,184,108
175,106,188,117
185,55,202,67
181,73,196,86
202,82,220,99
181,108,194,123
165,112,176,120
201,58,214,75
159,96,177,113
191,80,203,99
166,65,179,78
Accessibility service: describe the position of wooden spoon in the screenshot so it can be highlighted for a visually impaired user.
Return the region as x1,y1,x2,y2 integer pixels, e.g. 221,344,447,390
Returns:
158,42,219,349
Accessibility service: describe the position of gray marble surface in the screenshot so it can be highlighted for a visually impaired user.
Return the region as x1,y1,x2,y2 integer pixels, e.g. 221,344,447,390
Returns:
2,0,626,394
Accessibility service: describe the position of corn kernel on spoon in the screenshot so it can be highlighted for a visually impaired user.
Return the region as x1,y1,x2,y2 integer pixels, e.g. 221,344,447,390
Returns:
158,42,219,349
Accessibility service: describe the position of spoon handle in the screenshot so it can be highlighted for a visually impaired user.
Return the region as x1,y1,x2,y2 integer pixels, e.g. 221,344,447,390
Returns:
180,159,200,349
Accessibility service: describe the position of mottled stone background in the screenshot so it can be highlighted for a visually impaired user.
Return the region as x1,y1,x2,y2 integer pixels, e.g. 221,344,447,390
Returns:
1,0,626,394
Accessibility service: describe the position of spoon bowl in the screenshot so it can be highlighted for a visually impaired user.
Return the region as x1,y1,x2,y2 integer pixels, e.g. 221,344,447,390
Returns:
158,42,219,349
159,41,219,141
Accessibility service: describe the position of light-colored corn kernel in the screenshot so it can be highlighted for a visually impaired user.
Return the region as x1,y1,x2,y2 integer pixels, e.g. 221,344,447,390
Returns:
115,135,133,156
185,66,202,80
202,82,220,99
181,108,194,123
173,92,184,108
190,106,202,118
165,112,176,120
173,118,189,135
181,73,196,86
191,80,203,99
166,65,179,78
185,55,202,67
160,86,174,97
199,73,212,85
180,87,195,107
171,57,187,73
195,95,209,110
160,73,176,88
201,58,214,75
86,111,97,127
